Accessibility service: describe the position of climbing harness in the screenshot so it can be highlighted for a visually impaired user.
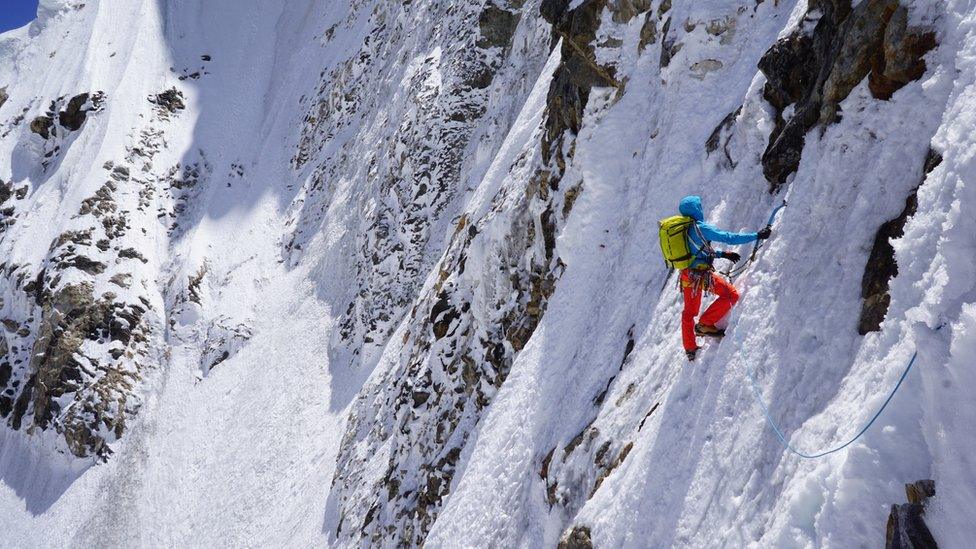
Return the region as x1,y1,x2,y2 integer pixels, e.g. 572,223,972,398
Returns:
680,268,714,297
723,200,788,280
747,350,918,459
667,221,723,297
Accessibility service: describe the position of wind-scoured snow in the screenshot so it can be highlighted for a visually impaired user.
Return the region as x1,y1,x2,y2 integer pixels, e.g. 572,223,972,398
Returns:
0,0,974,547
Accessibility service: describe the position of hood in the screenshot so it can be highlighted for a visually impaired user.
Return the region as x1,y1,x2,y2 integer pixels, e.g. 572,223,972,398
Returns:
679,195,704,221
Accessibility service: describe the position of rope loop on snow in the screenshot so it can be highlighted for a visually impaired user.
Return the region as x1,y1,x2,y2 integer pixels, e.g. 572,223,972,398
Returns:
747,350,918,459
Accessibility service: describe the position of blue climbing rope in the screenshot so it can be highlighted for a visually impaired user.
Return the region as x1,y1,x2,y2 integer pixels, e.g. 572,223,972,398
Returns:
762,200,789,231
746,350,918,459
724,200,918,458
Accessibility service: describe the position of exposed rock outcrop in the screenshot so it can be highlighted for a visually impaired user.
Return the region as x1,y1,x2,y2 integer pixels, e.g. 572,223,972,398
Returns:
149,87,186,116
477,3,521,49
59,93,95,131
328,1,616,544
0,84,178,458
542,0,618,166
29,92,105,140
200,320,253,375
886,479,937,549
869,7,938,100
292,1,533,376
558,525,594,549
759,0,936,189
5,281,149,458
859,149,942,334
29,115,55,140
705,107,741,170
0,179,27,235
638,10,657,53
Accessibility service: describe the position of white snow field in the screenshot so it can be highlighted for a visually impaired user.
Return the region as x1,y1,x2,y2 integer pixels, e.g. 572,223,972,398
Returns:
0,0,974,547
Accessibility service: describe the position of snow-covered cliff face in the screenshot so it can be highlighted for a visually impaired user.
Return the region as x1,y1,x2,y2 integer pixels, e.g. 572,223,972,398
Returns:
1,0,974,546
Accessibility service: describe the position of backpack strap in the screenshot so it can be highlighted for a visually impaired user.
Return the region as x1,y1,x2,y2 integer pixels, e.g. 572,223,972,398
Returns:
688,221,716,264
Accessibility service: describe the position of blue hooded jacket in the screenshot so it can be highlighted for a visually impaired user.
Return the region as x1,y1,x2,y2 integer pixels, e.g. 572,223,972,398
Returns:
678,195,758,268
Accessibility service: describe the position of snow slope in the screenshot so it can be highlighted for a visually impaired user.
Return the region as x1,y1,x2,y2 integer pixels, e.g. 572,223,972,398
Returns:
0,0,347,545
1,0,974,547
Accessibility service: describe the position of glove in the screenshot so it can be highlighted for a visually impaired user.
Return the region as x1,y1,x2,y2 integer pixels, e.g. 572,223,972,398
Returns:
757,226,772,240
721,251,741,263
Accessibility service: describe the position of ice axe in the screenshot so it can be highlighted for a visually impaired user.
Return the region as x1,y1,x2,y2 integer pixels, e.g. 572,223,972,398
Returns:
724,199,787,279
749,199,787,262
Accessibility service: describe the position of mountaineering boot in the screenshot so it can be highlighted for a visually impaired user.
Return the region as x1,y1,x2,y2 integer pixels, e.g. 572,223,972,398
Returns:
686,347,699,361
695,323,725,338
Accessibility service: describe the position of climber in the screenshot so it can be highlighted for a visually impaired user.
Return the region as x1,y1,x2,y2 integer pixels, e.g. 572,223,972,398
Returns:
664,196,771,361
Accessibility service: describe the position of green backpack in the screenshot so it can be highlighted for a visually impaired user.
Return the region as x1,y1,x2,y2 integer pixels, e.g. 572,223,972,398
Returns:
658,215,696,269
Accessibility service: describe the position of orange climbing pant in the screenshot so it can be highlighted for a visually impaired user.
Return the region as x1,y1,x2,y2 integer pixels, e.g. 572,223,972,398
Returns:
680,269,739,351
